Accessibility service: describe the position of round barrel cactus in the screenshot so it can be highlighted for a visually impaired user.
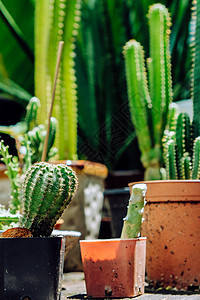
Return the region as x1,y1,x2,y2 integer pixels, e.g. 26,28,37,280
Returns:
21,162,78,237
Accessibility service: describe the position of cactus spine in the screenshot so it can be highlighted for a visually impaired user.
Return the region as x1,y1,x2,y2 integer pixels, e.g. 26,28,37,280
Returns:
21,162,78,237
121,183,147,239
35,0,81,160
123,4,172,180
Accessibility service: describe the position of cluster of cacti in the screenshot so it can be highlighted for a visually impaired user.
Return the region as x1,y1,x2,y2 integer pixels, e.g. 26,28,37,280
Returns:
35,0,81,160
0,97,39,140
0,96,58,172
162,0,200,180
162,113,200,180
21,162,78,237
121,183,147,239
123,4,173,180
20,117,58,172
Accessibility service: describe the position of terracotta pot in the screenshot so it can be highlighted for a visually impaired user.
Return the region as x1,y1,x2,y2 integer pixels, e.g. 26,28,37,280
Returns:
80,238,146,298
129,180,200,290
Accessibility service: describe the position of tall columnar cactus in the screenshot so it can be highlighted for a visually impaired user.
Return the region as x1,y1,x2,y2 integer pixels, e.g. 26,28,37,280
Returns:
21,162,78,237
123,4,173,180
121,183,147,239
162,113,200,180
35,0,81,160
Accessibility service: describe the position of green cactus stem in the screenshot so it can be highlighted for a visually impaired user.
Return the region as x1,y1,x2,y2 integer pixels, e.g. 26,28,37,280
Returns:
35,0,81,160
21,162,78,237
192,136,200,179
121,183,147,239
124,4,173,180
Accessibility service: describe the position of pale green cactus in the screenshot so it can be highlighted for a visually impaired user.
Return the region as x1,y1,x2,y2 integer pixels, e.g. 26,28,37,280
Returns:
35,0,81,160
21,162,78,237
123,4,173,180
121,183,147,239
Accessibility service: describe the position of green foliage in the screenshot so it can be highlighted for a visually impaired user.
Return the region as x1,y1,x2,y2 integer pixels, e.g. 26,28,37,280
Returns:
0,0,34,100
21,162,78,237
124,4,173,180
121,183,147,239
0,141,20,212
35,0,82,160
0,97,58,169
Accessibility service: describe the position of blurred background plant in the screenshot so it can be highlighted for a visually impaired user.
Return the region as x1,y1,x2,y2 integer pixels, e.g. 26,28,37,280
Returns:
0,0,192,172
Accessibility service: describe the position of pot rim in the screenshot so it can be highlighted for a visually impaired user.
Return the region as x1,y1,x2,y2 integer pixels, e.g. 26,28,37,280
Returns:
129,180,200,202
80,237,147,243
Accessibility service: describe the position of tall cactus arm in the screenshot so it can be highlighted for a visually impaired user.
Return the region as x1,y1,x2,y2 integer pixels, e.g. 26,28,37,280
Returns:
167,102,180,132
60,0,81,159
164,139,178,180
191,136,200,179
148,4,173,145
21,162,78,237
191,0,200,138
34,0,51,121
176,112,192,171
121,183,147,239
123,39,153,168
181,154,191,180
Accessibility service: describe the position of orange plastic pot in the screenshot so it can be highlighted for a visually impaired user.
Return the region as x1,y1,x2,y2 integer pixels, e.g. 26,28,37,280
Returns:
129,180,200,290
80,238,146,298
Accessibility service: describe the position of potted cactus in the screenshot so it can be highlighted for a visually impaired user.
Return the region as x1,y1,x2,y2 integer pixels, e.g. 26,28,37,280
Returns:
0,160,78,299
80,183,147,298
126,2,200,290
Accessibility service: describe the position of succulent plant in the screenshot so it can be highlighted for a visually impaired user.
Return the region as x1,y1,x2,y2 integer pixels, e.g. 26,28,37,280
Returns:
121,183,147,239
20,162,78,237
123,4,173,180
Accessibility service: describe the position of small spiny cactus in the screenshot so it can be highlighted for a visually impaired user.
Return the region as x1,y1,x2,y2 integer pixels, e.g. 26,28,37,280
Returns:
21,162,78,237
121,183,147,239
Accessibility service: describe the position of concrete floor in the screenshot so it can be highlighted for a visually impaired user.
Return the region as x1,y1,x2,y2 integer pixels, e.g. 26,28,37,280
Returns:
61,272,200,299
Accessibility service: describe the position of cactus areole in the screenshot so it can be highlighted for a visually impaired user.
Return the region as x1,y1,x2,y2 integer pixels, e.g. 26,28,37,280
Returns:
21,162,78,237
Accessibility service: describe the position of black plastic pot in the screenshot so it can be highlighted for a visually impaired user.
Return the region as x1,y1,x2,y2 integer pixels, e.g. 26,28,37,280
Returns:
105,187,130,237
0,236,65,300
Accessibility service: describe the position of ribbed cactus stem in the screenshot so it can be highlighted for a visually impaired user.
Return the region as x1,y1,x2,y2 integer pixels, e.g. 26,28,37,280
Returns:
148,4,173,143
121,183,147,239
35,0,81,160
21,162,78,237
123,4,173,180
164,139,178,180
123,39,153,169
192,136,200,179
